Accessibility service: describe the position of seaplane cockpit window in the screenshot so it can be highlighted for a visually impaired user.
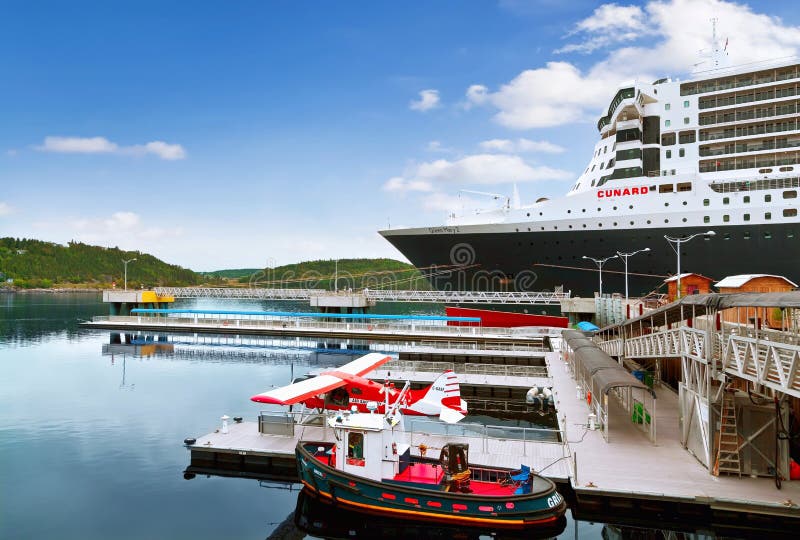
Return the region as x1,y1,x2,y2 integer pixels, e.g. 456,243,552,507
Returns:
329,387,349,406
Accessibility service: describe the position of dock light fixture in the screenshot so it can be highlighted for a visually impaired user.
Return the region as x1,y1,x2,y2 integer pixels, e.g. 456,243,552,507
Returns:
582,254,618,297
616,248,651,299
122,258,137,290
664,231,715,298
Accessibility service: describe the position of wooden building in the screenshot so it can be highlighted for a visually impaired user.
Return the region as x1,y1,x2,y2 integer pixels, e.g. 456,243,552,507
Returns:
716,274,798,328
663,273,714,302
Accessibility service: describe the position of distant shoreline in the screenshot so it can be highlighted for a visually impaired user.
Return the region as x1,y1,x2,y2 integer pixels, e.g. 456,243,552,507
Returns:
0,288,103,294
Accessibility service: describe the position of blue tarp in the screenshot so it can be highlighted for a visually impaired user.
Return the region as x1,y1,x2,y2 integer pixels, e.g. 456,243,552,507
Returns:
128,308,481,323
576,321,600,332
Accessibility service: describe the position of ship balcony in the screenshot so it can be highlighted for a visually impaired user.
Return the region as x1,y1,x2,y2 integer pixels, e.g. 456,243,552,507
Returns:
614,157,643,169
699,101,800,127
615,118,641,130
681,65,800,97
700,137,800,158
698,83,800,111
699,120,799,143
615,138,642,151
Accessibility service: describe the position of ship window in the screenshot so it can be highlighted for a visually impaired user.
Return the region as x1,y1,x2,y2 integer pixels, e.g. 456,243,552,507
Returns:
677,182,691,192
765,194,772,202
744,232,751,239
629,205,633,209
704,216,710,223
661,133,676,146
630,221,634,225
684,100,690,108
567,210,571,213
682,218,687,222
785,208,798,217
665,119,671,127
783,190,797,199
788,231,795,238
764,231,772,239
582,209,586,212
664,219,669,223
780,166,794,172
758,168,773,174
591,165,596,171
664,202,670,207
613,206,617,210
666,150,672,159
665,103,671,110
604,146,607,153
683,117,690,125
526,213,530,217
724,233,731,240
582,224,586,228
723,215,730,222
600,162,604,169
743,195,750,203
647,220,651,224
591,180,596,187
678,131,696,144
347,432,364,461
613,222,617,226
703,199,710,206
659,184,673,193
744,213,750,221
598,223,602,227
723,197,730,204
766,212,772,220
569,225,573,229
679,148,685,157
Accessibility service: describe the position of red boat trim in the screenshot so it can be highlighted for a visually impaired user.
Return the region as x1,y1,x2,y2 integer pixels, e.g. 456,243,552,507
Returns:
300,481,560,528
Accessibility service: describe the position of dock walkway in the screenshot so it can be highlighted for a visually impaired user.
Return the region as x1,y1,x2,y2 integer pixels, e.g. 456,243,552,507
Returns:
546,349,800,520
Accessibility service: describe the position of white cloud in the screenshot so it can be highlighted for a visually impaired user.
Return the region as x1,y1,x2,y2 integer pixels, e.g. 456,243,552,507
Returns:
479,138,565,154
557,3,645,54
409,89,441,112
6,149,18,157
36,136,187,160
383,153,572,195
0,202,13,217
468,0,800,130
69,211,184,246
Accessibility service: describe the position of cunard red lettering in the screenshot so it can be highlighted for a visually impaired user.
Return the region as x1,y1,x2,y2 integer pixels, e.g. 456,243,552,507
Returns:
596,186,649,198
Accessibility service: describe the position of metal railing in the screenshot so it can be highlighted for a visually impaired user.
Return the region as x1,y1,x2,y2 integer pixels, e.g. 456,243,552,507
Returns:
153,287,571,305
384,359,549,379
89,314,547,341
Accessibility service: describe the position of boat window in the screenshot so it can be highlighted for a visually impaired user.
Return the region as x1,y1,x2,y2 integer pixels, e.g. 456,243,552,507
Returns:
347,432,364,462
703,199,710,206
766,212,772,220
677,182,691,192
684,100,690,108
744,231,751,240
658,184,673,193
780,166,794,172
723,215,730,222
704,216,710,223
723,197,730,204
661,133,676,146
785,208,798,217
665,150,672,159
743,195,750,203
784,190,797,199
764,231,772,239
679,130,695,144
766,194,772,202
665,119,671,127
665,103,671,110
744,213,750,221
679,148,685,157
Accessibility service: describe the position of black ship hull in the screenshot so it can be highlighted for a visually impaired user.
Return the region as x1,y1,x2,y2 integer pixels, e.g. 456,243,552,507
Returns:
382,224,800,298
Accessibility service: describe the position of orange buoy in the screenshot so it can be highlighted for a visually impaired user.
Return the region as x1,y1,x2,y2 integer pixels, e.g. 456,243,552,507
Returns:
587,391,592,405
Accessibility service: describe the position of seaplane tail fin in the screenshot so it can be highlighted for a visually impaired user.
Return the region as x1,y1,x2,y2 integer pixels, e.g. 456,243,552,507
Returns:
439,406,465,424
408,370,468,417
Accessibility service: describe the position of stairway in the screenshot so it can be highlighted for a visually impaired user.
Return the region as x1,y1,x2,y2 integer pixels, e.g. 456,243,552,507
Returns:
713,388,742,477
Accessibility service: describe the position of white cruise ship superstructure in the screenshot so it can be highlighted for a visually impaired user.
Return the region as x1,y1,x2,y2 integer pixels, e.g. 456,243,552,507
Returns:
381,45,800,297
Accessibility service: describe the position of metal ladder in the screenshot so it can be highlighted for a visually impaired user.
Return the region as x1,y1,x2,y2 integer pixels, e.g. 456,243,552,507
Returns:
713,388,742,477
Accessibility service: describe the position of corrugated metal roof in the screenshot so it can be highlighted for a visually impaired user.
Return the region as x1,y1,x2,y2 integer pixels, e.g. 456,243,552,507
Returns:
663,273,713,283
715,274,798,288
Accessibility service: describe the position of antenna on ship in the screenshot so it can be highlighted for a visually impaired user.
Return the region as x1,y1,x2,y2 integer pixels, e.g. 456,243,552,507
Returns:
694,17,730,72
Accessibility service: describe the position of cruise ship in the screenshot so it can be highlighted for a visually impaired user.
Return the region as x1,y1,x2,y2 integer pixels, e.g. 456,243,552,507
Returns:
380,40,800,298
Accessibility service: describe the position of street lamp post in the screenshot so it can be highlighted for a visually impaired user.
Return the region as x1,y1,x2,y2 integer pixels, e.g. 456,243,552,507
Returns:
582,254,618,297
122,258,137,290
616,248,651,299
663,230,715,298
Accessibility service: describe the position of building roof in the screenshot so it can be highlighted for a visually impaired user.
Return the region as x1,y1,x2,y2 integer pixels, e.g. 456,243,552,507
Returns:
715,274,798,288
663,273,713,283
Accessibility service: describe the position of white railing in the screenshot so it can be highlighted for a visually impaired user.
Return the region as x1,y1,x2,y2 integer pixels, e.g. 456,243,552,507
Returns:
153,287,570,305
384,359,549,379
719,334,800,396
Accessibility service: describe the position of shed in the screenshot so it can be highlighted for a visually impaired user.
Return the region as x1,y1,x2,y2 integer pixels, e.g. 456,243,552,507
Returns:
716,274,798,328
663,273,714,302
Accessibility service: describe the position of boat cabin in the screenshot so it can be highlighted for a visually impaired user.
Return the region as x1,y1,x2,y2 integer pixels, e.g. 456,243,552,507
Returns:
327,410,410,481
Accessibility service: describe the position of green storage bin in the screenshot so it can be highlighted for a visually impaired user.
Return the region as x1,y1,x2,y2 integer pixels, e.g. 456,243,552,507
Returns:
632,401,651,424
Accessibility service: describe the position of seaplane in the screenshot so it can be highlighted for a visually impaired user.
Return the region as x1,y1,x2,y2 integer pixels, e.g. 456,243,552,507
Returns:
250,353,468,422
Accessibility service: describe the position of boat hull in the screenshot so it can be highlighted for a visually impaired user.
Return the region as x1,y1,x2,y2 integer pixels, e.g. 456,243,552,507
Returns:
296,443,567,529
381,223,800,297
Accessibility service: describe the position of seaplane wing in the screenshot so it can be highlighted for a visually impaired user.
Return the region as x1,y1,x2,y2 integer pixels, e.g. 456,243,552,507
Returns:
250,353,392,405
334,353,392,377
250,374,345,405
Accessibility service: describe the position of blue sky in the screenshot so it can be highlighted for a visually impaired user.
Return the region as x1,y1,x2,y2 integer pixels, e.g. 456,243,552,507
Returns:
2,0,799,270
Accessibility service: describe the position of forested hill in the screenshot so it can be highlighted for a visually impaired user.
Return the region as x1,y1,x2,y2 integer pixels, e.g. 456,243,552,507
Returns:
234,258,432,290
0,238,202,288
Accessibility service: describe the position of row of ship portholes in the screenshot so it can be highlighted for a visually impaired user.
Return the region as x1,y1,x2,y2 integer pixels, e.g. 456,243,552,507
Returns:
515,218,692,231
525,201,691,219
514,230,796,248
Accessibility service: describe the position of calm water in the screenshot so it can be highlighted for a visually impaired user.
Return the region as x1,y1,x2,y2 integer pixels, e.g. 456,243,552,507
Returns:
1,293,732,539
